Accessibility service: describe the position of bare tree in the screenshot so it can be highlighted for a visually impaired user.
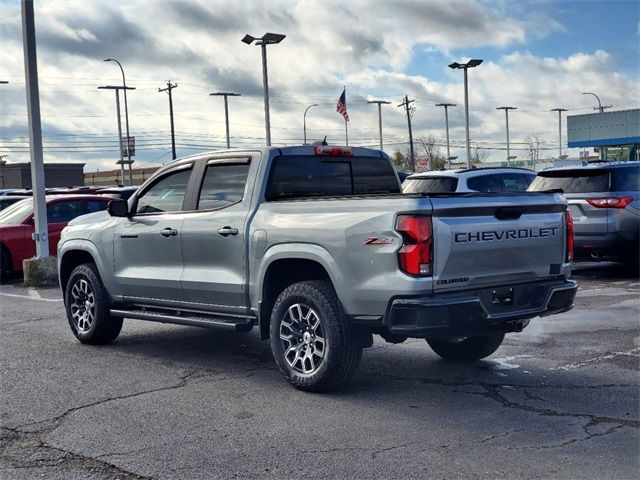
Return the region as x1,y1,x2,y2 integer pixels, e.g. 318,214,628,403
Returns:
470,143,490,165
524,133,544,164
416,134,446,171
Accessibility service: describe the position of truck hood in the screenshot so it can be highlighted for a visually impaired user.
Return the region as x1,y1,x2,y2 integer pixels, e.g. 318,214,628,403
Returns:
67,210,110,226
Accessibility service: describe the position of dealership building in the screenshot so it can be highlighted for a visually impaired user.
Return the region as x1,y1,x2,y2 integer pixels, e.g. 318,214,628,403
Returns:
567,108,640,161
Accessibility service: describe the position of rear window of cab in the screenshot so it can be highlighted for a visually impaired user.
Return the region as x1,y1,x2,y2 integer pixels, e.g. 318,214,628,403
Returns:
266,155,400,200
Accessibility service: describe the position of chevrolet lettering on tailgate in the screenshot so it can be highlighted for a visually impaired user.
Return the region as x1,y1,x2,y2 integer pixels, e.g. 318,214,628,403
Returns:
455,227,559,243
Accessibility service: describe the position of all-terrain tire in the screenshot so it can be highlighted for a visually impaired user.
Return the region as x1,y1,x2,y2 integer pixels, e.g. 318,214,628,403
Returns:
65,263,123,344
427,331,505,361
269,281,362,392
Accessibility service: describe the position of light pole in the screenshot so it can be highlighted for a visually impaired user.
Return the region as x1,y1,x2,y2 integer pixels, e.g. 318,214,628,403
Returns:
242,32,286,146
496,106,517,166
448,59,483,168
582,92,612,160
98,85,136,186
104,59,133,185
551,108,568,160
303,104,319,145
210,92,241,149
435,103,457,168
367,100,391,151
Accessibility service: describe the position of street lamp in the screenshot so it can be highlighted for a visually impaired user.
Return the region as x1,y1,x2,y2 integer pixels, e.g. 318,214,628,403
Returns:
242,32,286,146
551,108,568,160
581,92,612,159
210,92,241,149
367,100,391,151
435,103,457,168
449,59,483,168
303,104,318,145
98,85,136,186
104,58,133,184
496,106,517,166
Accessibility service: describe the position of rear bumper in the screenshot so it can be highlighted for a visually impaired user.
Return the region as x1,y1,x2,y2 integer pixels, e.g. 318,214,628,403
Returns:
378,279,577,339
574,233,638,260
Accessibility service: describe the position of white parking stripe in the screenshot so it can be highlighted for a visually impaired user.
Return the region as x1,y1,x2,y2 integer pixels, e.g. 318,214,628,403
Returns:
0,292,62,302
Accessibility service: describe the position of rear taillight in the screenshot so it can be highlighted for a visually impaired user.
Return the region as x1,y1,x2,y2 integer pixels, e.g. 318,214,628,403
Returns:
565,210,574,263
314,145,353,157
586,197,633,208
396,215,432,276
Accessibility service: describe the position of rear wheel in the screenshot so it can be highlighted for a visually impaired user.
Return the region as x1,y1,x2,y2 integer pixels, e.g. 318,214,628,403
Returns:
65,263,122,344
270,281,362,392
427,332,504,361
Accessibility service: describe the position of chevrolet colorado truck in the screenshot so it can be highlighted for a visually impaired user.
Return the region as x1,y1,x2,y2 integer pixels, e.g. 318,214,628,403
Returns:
58,146,577,391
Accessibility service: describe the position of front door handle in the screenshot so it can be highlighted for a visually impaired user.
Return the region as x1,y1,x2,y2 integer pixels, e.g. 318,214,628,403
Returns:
217,226,238,237
160,228,178,237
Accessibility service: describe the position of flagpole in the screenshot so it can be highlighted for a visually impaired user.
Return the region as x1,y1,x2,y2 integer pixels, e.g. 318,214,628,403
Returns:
345,118,348,146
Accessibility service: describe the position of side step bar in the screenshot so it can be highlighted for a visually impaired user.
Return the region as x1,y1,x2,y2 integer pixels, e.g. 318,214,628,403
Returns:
110,308,254,332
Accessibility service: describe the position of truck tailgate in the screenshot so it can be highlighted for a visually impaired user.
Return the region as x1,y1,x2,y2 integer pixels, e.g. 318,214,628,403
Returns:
430,194,567,293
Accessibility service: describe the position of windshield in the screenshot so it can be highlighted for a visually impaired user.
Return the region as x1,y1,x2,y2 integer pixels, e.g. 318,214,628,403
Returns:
403,177,458,193
0,198,33,225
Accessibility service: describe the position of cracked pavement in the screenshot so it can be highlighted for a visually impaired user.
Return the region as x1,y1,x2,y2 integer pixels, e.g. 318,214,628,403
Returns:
1,262,638,479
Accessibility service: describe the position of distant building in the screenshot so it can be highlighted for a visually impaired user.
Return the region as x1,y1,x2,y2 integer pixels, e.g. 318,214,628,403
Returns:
567,108,640,161
0,162,85,189
84,166,160,186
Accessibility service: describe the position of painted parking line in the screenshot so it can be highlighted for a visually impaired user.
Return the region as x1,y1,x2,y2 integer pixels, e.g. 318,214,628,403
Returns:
0,291,62,302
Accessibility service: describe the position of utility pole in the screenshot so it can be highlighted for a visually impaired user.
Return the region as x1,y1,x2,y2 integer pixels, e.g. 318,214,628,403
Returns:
398,95,416,172
98,85,136,186
496,106,517,166
551,108,568,160
367,100,391,151
435,103,456,168
159,82,178,159
210,92,241,149
22,0,48,258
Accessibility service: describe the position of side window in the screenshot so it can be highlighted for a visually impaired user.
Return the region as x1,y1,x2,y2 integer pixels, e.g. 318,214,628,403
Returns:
85,200,109,214
46,200,85,223
502,173,535,192
135,167,192,214
467,174,504,193
197,163,250,210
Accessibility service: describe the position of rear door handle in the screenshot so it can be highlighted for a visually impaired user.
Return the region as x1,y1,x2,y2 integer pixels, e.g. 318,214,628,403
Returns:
217,226,238,236
160,228,178,237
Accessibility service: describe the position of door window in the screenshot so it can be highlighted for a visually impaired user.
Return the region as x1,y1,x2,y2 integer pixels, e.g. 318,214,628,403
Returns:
467,174,505,192
46,200,85,223
135,168,192,214
197,163,250,210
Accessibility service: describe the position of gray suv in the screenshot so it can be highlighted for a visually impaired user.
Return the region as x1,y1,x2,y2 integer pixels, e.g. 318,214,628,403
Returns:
529,161,640,262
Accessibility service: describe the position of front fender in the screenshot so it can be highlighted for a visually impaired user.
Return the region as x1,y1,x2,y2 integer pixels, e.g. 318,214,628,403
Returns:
58,239,120,300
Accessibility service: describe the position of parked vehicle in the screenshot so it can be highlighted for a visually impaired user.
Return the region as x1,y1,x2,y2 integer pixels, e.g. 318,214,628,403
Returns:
58,146,576,391
529,161,639,262
0,195,112,279
97,186,138,200
0,195,29,212
403,167,536,193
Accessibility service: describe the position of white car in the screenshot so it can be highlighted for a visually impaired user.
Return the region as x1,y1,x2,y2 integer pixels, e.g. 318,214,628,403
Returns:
403,167,536,194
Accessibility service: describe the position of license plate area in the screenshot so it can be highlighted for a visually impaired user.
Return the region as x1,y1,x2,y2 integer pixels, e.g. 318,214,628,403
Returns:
492,287,514,306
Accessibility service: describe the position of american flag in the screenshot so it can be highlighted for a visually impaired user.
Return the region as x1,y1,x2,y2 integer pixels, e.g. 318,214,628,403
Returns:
336,88,349,121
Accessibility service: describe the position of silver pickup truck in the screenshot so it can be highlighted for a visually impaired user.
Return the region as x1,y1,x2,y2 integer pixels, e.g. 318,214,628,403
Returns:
58,146,577,391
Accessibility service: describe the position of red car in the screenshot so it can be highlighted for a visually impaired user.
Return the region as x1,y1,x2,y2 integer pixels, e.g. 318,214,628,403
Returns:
0,195,113,279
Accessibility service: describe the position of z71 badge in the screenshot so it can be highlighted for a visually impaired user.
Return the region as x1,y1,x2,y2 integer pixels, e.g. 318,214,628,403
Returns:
364,236,394,245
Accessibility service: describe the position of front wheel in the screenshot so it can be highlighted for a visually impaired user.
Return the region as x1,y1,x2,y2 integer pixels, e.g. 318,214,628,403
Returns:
270,281,362,392
65,263,123,344
427,331,504,361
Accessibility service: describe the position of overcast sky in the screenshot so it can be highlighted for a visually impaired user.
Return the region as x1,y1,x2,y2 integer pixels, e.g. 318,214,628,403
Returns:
0,0,639,171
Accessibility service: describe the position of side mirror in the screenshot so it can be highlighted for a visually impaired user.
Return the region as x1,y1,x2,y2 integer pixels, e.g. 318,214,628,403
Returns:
107,199,129,217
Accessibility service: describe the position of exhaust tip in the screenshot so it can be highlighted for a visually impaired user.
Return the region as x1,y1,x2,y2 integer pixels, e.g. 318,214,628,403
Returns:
591,250,600,261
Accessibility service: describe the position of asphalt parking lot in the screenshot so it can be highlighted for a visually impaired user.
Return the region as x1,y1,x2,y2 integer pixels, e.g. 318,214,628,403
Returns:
1,262,638,480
